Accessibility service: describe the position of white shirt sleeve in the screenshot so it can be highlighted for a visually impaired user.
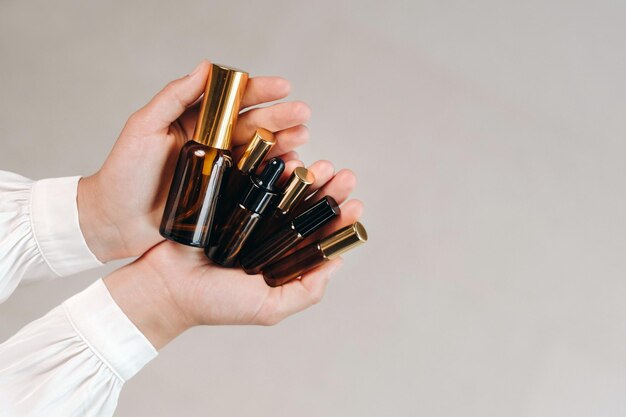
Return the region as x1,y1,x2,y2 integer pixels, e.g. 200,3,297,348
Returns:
0,279,158,417
0,171,103,303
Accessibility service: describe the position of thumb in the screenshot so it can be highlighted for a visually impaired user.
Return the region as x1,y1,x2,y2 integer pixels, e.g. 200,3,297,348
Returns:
132,60,210,133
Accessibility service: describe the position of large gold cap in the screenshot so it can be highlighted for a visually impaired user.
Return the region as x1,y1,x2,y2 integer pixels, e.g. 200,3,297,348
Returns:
319,222,368,259
192,64,249,149
237,128,275,173
276,167,315,212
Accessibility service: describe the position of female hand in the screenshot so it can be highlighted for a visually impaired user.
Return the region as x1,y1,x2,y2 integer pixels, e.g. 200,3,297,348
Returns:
104,162,363,349
78,60,311,262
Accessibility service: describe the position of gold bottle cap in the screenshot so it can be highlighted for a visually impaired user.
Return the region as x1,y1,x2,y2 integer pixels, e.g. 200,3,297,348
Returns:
319,222,368,259
237,128,276,174
192,64,249,150
276,167,315,213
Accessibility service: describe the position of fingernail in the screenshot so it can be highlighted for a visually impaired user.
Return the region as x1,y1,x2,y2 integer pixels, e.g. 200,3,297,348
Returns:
189,61,203,76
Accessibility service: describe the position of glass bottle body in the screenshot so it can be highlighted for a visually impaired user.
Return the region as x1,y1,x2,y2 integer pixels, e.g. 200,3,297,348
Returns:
209,168,248,246
245,210,289,250
240,226,302,275
263,243,326,287
207,204,261,267
160,140,231,247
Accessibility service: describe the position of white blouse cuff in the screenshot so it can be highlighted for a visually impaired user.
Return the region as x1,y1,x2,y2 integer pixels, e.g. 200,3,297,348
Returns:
31,176,103,276
63,279,158,381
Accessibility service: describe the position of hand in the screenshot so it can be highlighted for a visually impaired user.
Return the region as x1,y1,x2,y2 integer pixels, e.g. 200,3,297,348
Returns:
104,162,363,349
78,60,311,262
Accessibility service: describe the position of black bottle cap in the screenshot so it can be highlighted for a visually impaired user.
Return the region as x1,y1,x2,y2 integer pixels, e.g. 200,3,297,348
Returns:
240,157,285,214
292,196,340,237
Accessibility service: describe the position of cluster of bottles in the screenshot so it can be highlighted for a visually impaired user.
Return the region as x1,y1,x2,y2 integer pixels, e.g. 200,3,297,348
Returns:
159,64,367,287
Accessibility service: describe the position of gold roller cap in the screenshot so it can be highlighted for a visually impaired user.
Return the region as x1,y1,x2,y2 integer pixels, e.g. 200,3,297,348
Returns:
320,222,368,259
237,128,276,173
276,167,315,213
193,64,249,150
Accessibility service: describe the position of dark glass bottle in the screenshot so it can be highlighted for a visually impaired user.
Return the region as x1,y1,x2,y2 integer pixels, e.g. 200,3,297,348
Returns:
210,128,275,246
160,64,248,247
240,195,341,275
160,144,231,246
246,166,315,248
263,222,368,287
207,157,285,267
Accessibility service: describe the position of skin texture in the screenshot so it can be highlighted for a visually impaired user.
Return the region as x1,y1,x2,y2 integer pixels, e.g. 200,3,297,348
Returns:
77,60,364,349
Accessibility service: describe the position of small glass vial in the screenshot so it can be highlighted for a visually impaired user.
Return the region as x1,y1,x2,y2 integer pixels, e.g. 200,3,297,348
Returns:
210,128,275,245
207,157,285,267
240,196,341,275
263,222,368,287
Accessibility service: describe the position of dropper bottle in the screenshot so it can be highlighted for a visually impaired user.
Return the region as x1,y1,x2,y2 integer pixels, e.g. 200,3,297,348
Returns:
207,157,285,267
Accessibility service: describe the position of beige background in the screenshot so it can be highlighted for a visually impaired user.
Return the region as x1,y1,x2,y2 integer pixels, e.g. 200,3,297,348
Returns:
1,0,626,416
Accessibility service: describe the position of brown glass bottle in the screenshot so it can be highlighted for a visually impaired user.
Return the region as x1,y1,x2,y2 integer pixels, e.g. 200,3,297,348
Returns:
263,222,368,287
210,128,275,246
161,144,231,246
240,195,340,275
160,64,248,247
246,167,315,248
207,157,284,267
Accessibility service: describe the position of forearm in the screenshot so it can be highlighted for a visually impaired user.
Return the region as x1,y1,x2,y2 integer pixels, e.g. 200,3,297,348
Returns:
103,256,192,350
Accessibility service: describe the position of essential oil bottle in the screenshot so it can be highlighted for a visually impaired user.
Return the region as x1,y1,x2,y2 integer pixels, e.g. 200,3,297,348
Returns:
240,195,340,275
207,157,285,267
160,64,248,247
263,222,367,287
210,128,275,245
246,166,315,247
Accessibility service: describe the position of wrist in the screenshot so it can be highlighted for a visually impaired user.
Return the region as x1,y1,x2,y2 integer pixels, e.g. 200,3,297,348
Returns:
77,175,125,263
103,257,192,350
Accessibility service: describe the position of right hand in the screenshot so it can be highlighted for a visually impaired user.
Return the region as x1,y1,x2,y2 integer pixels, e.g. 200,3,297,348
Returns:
104,161,363,349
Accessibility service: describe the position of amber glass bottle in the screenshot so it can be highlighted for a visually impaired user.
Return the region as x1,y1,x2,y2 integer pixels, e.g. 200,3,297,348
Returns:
246,166,315,248
207,157,285,267
160,64,248,247
240,195,340,275
263,222,367,287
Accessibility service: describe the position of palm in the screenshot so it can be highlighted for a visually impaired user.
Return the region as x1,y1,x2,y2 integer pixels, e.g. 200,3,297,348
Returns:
145,241,274,325
140,158,364,327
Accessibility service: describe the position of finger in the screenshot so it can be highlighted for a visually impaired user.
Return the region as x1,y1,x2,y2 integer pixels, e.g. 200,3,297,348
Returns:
267,259,342,323
177,78,294,140
241,77,291,109
232,101,311,145
231,141,299,165
305,169,357,206
230,125,307,165
279,158,305,185
266,125,310,158
131,60,211,134
305,160,335,194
